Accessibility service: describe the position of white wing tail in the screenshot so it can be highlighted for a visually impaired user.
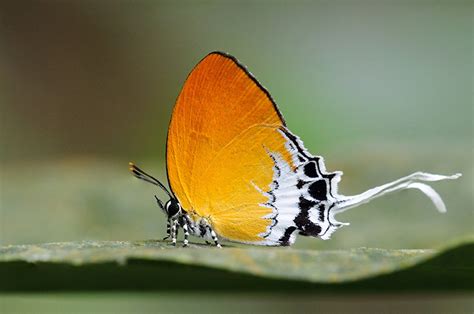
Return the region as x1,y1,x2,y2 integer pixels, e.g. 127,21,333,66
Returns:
334,172,462,214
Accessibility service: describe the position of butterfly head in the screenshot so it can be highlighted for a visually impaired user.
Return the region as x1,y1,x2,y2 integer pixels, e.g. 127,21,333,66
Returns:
162,198,182,219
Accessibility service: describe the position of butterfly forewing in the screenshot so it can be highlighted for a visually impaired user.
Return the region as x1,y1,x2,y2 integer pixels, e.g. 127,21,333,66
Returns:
167,53,297,243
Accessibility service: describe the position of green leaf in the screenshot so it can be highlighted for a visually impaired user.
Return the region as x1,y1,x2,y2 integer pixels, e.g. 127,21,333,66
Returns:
1,236,472,292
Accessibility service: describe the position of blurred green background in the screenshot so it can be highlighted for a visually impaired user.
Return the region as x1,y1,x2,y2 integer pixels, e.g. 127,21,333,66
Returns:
0,0,472,312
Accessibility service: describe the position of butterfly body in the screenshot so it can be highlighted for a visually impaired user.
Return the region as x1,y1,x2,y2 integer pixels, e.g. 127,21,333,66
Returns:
130,52,460,247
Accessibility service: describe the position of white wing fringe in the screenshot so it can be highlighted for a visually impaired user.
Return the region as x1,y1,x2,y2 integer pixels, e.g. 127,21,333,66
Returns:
334,172,462,214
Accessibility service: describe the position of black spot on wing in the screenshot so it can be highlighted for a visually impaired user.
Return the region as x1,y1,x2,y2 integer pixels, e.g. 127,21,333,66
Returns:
296,179,304,189
303,162,319,178
308,180,328,201
307,157,339,199
278,226,297,246
318,204,326,222
298,223,322,237
294,196,322,237
298,196,317,211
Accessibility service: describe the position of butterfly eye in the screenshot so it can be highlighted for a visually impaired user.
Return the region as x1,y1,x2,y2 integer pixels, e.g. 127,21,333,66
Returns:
165,200,181,218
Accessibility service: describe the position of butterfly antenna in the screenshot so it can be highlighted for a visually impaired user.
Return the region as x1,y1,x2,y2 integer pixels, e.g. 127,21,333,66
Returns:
129,162,173,199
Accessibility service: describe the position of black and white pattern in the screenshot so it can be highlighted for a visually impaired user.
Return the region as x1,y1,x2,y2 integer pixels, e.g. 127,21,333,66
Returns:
253,127,461,246
252,127,346,246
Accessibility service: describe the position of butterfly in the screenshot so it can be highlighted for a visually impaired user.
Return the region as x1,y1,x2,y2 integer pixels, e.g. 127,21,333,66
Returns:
130,52,461,247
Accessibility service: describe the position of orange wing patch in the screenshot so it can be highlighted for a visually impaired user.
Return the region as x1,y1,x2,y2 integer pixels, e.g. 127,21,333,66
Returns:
167,53,293,242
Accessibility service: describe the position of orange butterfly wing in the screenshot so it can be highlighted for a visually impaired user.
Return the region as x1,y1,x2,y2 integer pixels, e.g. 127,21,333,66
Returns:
166,52,294,242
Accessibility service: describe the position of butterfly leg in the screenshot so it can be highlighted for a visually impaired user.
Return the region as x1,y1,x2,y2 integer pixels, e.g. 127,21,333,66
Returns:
170,218,179,246
207,226,222,248
163,221,171,240
182,222,190,247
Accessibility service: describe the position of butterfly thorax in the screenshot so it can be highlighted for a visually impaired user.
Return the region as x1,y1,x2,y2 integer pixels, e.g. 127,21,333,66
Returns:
172,210,215,242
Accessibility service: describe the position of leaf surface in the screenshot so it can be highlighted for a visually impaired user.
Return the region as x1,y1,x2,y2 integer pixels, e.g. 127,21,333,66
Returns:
1,237,472,291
